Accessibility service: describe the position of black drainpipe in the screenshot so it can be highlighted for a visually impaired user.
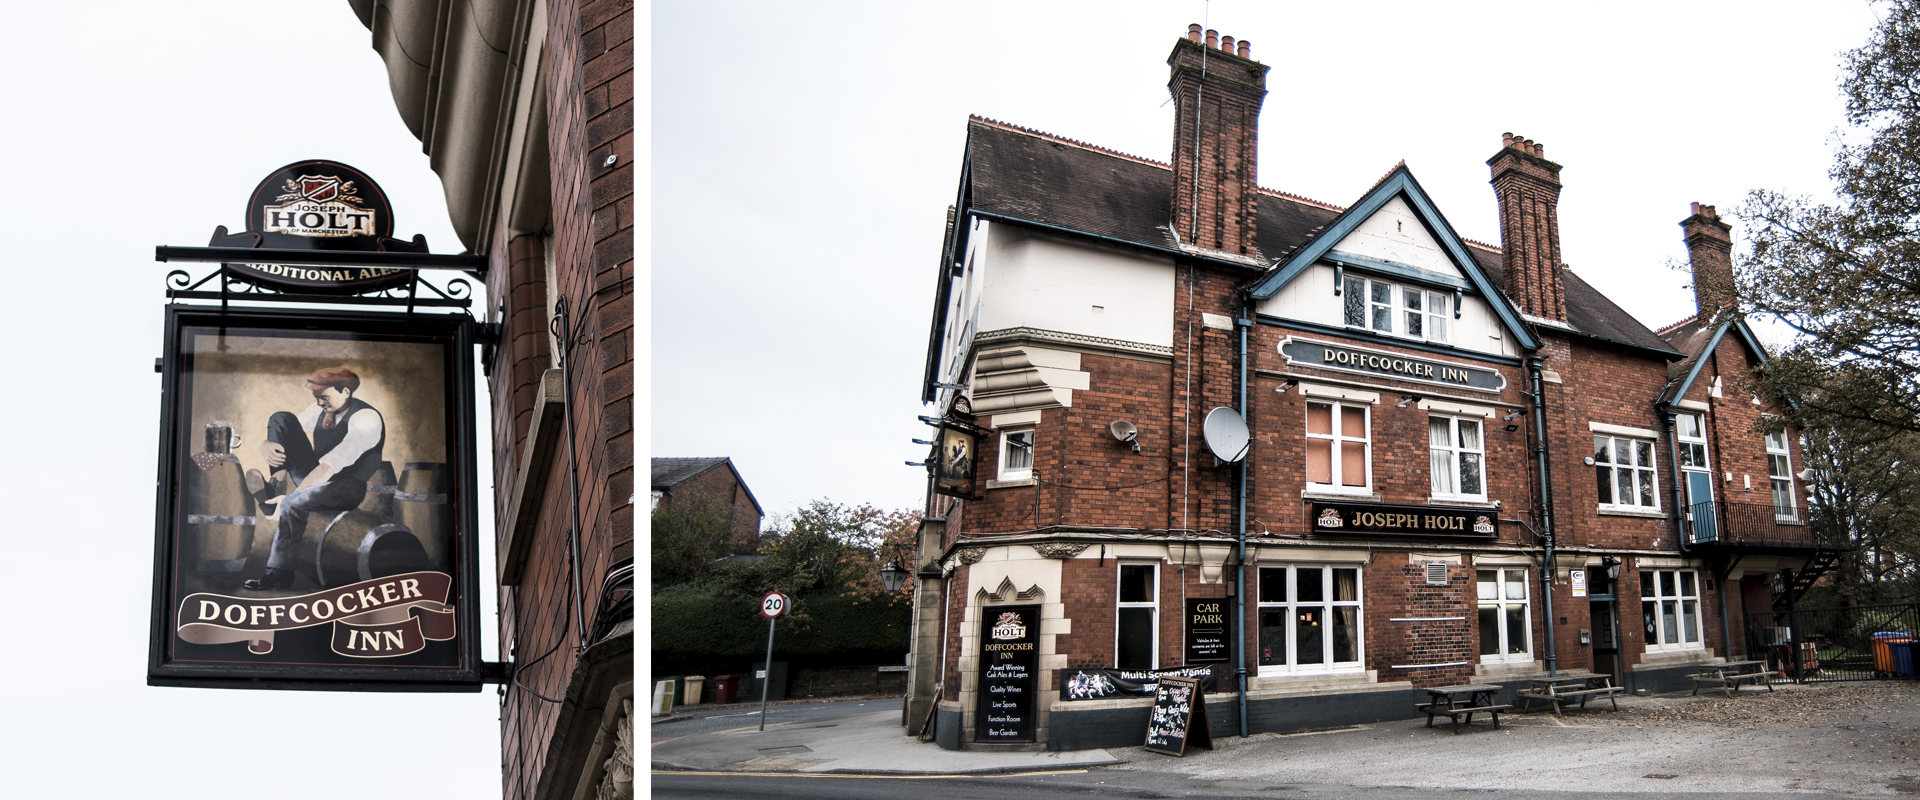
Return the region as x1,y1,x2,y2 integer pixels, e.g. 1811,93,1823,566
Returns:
1529,357,1558,676
1235,306,1251,737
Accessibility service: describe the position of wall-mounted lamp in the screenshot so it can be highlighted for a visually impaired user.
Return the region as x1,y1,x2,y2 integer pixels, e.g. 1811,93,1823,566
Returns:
1110,420,1142,452
1396,394,1424,408
1275,379,1300,394
1602,555,1622,581
1502,409,1524,432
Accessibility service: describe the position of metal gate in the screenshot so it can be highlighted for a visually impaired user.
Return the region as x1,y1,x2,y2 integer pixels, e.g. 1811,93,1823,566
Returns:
1744,603,1920,682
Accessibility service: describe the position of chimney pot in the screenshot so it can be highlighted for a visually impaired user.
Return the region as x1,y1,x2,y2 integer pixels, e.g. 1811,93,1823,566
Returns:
1169,27,1268,257
1188,23,1202,42
1489,132,1568,321
1238,40,1251,58
1681,201,1736,317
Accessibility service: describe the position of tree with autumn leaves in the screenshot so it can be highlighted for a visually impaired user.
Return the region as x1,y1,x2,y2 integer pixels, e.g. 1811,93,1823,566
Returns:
651,499,920,671
1734,1,1920,600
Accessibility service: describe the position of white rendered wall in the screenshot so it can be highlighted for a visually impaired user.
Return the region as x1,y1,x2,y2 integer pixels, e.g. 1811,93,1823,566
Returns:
1330,196,1464,278
975,226,1175,348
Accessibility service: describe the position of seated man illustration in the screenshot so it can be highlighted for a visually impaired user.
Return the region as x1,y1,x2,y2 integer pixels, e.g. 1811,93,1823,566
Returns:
243,366,386,591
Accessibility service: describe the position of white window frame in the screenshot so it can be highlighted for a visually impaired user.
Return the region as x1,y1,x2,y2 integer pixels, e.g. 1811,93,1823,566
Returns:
1115,562,1158,670
1342,275,1451,344
1593,434,1660,511
1428,415,1487,501
998,427,1034,481
1765,431,1798,521
1255,565,1365,677
1306,400,1372,494
1640,569,1705,652
1476,568,1533,664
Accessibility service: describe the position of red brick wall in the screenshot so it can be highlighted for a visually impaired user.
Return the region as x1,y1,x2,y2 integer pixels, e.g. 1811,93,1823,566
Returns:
497,0,632,797
661,465,763,551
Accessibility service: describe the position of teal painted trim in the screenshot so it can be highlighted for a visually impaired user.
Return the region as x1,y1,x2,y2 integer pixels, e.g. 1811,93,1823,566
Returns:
1252,314,1525,367
1246,167,1539,351
1324,250,1472,291
1671,321,1732,404
1729,320,1770,367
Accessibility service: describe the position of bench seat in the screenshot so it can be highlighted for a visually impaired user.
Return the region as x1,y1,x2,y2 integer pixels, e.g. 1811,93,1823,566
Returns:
1416,703,1511,734
1517,686,1622,714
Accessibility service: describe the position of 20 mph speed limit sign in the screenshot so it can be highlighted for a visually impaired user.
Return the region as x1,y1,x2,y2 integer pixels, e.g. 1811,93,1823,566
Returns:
760,591,790,619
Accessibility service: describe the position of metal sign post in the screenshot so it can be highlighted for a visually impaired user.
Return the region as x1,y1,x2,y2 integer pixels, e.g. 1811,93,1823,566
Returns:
757,591,789,731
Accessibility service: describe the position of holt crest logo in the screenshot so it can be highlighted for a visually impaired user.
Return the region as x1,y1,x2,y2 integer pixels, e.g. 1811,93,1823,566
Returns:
1316,508,1343,528
991,611,1026,641
1473,515,1495,534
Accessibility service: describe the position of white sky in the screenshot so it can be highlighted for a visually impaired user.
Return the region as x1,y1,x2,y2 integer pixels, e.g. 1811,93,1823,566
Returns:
0,3,505,797
652,1,1882,522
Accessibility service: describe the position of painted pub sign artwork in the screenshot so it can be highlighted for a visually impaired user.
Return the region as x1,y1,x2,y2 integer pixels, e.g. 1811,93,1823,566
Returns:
208,159,433,294
149,306,480,690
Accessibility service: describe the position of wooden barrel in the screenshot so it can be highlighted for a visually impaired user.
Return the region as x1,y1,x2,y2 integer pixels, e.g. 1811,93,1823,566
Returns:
395,462,451,569
184,454,255,576
306,509,428,590
357,461,398,519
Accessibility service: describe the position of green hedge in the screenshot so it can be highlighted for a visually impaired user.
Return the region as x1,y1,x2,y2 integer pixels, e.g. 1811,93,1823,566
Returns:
651,584,910,660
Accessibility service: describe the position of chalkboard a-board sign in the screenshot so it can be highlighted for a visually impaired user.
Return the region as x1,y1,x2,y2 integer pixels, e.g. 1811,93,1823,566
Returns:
1185,597,1229,662
976,605,1039,742
1143,675,1213,756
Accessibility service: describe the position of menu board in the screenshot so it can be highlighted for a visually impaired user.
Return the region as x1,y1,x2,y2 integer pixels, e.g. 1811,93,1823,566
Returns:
1185,597,1229,662
976,605,1039,742
1144,675,1212,756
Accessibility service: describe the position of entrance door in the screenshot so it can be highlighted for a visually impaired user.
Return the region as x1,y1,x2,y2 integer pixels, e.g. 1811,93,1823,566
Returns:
1589,598,1620,686
1686,471,1717,543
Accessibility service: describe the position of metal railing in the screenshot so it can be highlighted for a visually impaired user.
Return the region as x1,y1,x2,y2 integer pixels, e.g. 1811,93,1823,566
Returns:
1682,499,1816,547
1743,602,1920,682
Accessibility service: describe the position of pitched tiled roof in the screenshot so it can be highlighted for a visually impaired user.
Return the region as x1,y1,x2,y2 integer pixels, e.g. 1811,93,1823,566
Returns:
651,457,731,490
964,119,1679,358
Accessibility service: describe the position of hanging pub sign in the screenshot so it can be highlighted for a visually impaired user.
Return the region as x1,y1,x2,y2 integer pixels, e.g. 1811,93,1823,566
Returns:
931,396,983,500
208,159,431,294
1310,501,1499,539
148,305,481,691
975,605,1039,742
1279,336,1506,393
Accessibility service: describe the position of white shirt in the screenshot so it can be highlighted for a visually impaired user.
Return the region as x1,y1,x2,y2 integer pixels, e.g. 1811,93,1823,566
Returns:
296,402,385,473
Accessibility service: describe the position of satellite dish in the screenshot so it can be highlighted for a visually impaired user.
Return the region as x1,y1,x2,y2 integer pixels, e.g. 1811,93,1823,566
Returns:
1202,407,1250,463
1110,420,1138,442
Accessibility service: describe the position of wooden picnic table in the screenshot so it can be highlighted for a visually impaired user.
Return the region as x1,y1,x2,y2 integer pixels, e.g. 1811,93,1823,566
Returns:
1689,659,1774,697
1417,683,1510,733
1517,670,1623,715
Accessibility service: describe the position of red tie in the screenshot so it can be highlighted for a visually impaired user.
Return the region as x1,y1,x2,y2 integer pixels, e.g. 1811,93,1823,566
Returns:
322,410,339,430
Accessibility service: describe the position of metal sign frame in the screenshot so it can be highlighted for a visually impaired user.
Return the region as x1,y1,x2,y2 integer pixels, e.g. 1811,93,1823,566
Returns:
147,305,482,691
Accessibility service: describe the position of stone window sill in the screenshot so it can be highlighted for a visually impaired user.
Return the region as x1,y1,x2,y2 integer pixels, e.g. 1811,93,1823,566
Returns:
1596,505,1665,519
987,478,1036,489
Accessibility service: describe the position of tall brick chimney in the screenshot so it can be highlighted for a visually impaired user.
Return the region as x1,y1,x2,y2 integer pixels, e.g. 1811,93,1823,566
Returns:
1487,133,1568,321
1168,24,1268,257
1680,202,1735,318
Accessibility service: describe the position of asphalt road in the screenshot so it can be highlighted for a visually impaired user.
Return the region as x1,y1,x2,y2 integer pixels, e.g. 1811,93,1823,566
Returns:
651,771,1858,800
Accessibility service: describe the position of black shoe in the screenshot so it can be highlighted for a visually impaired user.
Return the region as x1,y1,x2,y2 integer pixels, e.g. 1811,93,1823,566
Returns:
243,568,294,591
245,469,278,513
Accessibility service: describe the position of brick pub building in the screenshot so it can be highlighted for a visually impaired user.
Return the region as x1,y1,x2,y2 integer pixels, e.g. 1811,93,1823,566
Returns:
351,0,633,796
907,26,1833,750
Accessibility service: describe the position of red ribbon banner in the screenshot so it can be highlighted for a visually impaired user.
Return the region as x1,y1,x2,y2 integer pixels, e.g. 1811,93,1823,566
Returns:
176,571,455,657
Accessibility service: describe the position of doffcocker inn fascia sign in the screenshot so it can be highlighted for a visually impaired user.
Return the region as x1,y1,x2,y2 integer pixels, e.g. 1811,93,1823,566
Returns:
1278,336,1506,393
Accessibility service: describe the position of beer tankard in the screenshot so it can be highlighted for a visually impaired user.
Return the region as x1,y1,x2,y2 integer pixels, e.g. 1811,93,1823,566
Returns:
204,421,242,454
